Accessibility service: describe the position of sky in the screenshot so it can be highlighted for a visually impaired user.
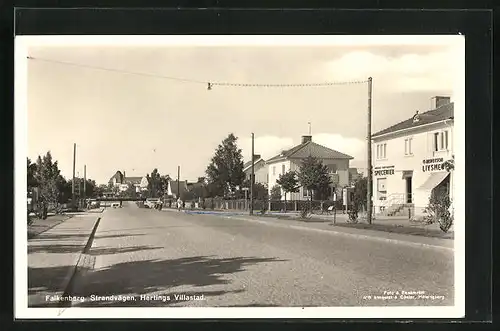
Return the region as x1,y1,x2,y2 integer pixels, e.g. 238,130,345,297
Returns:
23,37,461,185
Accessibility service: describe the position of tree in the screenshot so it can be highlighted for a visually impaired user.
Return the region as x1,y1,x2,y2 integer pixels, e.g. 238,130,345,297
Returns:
145,169,170,198
276,171,299,212
34,151,62,213
27,158,38,189
253,183,269,200
353,177,368,212
56,175,72,204
95,184,107,197
270,184,282,201
297,156,332,206
124,184,138,198
206,133,245,198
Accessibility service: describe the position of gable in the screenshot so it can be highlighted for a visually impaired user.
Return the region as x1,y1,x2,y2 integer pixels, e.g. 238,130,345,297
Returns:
289,142,353,160
372,102,454,138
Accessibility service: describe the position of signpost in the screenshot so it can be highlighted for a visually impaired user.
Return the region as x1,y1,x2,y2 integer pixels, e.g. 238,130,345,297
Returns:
242,187,249,210
332,192,337,224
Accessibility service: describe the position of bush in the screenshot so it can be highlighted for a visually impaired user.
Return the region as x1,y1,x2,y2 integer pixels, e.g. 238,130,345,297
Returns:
300,204,312,220
424,193,453,233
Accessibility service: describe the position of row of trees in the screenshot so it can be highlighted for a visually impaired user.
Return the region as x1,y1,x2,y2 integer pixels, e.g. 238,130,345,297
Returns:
202,133,346,205
27,151,98,214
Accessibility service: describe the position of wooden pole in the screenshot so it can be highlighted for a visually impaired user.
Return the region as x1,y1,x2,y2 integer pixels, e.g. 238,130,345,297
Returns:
367,77,373,224
250,133,254,215
177,166,180,199
72,143,76,208
83,164,87,204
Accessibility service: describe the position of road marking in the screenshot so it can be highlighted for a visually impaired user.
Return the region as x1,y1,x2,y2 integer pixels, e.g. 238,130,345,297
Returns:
227,216,454,252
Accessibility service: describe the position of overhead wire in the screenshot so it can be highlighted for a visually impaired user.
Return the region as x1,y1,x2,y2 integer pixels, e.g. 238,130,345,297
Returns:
27,56,369,88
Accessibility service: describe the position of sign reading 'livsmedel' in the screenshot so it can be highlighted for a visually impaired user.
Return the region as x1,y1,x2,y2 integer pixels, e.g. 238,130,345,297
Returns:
422,157,445,172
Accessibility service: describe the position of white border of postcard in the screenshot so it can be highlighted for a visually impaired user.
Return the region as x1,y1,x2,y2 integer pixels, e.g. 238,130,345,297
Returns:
15,35,465,319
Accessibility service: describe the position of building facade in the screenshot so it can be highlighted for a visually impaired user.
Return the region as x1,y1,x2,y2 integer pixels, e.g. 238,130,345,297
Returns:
266,135,353,201
243,154,268,186
371,96,454,217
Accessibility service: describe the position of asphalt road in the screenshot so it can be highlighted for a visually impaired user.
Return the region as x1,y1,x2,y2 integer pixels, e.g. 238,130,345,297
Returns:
71,202,454,307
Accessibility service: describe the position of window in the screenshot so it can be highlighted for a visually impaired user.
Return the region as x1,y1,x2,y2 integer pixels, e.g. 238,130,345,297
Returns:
434,131,449,151
327,164,338,173
272,166,276,175
303,187,310,197
282,164,286,175
377,178,387,200
376,143,387,159
404,138,413,155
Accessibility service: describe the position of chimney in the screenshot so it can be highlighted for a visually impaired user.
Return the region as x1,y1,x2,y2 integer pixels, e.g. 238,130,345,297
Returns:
123,171,126,181
301,135,312,144
253,154,261,161
431,96,451,109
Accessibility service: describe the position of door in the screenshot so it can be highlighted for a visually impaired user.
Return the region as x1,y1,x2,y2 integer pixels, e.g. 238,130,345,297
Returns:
406,177,413,203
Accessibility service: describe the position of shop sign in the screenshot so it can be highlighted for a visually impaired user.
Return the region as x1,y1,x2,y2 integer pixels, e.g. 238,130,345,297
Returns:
422,157,446,172
374,165,395,176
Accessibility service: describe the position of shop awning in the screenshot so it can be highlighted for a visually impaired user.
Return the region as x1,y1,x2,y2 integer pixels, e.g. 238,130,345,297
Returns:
418,172,450,190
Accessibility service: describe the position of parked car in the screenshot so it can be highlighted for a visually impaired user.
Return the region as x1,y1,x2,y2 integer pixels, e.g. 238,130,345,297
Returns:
111,202,121,208
144,198,161,209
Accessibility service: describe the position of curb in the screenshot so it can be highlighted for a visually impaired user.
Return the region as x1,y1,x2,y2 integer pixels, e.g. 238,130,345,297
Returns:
57,217,101,308
228,216,454,252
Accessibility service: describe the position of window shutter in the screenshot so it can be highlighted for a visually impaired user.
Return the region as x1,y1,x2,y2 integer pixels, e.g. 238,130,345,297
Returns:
427,133,434,154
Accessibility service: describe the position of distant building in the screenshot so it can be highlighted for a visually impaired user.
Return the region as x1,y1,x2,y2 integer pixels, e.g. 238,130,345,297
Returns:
348,168,362,185
108,171,124,186
243,154,268,186
167,180,189,199
108,170,148,193
371,96,454,216
266,135,353,201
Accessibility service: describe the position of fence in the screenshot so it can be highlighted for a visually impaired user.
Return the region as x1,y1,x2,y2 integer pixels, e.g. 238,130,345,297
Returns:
162,198,347,212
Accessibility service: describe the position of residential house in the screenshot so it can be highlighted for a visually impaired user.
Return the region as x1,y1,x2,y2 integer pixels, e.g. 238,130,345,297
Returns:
167,180,189,199
371,96,454,217
124,176,145,193
266,135,353,201
108,170,148,193
108,171,124,187
243,154,268,186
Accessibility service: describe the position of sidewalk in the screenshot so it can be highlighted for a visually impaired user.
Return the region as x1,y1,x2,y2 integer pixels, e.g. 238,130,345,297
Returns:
221,214,454,250
28,213,100,307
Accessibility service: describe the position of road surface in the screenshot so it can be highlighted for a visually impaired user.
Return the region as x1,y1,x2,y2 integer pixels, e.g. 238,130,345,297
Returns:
70,202,454,307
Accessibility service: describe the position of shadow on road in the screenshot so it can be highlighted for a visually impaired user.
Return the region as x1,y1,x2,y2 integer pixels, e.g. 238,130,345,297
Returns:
70,255,287,306
32,233,147,241
28,244,163,255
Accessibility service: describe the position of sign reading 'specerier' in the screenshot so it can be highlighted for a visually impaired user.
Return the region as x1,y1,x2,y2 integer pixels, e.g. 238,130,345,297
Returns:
422,157,446,172
374,165,395,176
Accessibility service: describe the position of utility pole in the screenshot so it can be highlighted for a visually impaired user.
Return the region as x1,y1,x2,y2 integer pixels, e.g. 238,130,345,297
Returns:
72,143,76,209
367,77,373,225
250,133,254,215
177,166,180,200
83,164,87,204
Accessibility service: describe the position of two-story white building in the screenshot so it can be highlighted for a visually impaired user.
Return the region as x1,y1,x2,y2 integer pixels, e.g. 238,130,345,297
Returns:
266,135,353,201
243,154,268,186
371,96,454,217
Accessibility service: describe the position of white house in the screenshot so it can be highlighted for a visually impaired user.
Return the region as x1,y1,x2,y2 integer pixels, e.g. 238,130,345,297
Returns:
243,154,268,186
266,135,353,201
371,96,454,217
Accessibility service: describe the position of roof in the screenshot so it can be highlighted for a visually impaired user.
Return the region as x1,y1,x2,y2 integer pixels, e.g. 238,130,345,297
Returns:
124,176,143,185
372,102,454,138
169,180,189,196
108,171,123,183
243,158,265,172
266,141,353,164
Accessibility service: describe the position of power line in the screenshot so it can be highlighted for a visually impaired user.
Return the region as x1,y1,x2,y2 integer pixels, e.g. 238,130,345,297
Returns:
27,56,369,88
